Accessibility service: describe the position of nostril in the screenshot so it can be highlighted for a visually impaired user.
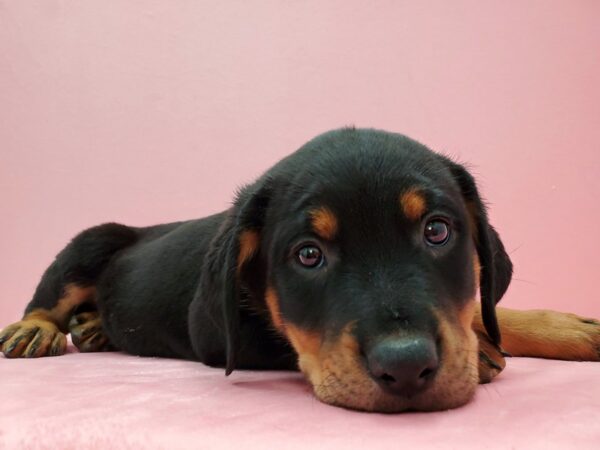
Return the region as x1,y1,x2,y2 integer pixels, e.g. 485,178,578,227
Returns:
380,373,396,383
419,367,435,379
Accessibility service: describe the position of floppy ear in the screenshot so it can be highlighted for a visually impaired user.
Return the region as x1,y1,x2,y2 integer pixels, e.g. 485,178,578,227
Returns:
445,161,513,345
192,180,271,375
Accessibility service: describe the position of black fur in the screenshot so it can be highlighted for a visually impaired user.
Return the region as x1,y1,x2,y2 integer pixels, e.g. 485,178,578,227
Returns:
16,128,512,372
25,223,138,331
441,159,513,344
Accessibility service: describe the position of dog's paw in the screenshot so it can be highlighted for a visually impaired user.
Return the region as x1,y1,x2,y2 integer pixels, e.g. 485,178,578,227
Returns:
0,319,67,358
69,311,112,352
477,331,507,384
493,308,600,362
539,312,600,361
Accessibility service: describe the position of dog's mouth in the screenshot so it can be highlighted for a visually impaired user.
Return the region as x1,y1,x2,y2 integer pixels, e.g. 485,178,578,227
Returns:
285,317,480,412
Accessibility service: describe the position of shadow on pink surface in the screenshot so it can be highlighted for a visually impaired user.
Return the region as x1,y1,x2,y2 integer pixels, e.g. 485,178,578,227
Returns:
232,377,310,394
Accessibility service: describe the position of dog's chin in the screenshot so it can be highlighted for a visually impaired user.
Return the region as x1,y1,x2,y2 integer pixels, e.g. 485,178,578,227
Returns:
298,342,480,413
310,369,479,413
291,310,481,413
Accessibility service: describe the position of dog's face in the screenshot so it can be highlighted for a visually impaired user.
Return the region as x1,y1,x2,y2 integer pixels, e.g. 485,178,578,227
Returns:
201,128,512,412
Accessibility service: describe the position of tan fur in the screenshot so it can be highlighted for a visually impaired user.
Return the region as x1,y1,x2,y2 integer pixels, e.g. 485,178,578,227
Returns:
27,284,95,331
467,253,507,383
309,207,338,240
283,315,480,412
465,200,480,244
264,286,284,332
476,330,507,383
399,189,426,220
0,283,94,358
2,318,64,358
285,324,325,387
274,252,484,412
473,306,600,361
237,230,259,272
459,298,478,334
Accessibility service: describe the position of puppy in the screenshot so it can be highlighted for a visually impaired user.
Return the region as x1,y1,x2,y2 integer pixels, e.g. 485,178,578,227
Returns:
1,128,599,412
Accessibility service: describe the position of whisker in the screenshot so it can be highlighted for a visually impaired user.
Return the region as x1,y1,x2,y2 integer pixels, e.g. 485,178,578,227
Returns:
512,277,536,285
509,243,524,255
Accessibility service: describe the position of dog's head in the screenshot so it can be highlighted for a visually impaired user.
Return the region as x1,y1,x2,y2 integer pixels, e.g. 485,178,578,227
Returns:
197,128,512,412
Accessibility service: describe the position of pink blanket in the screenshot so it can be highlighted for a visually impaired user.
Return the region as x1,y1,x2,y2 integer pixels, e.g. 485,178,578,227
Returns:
1,350,599,449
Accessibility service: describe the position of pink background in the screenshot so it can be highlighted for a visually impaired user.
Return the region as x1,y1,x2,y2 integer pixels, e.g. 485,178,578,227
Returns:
1,1,599,323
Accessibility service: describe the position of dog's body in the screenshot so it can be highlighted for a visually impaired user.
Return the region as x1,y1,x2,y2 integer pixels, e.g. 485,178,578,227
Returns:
2,128,599,412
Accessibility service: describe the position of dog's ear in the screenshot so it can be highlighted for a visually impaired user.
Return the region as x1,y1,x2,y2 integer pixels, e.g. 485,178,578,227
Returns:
445,160,513,345
192,180,271,375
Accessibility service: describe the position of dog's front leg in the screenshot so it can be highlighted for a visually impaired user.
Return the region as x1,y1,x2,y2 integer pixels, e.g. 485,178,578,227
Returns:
473,306,600,383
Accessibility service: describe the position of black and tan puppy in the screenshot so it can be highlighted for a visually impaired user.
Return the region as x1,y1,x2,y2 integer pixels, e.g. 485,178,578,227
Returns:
1,128,599,412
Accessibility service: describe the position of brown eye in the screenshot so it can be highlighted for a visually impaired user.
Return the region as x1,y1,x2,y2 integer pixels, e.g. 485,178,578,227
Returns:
424,220,450,246
297,245,324,268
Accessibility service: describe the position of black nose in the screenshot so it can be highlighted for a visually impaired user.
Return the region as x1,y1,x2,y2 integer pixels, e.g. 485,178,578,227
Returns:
366,336,439,396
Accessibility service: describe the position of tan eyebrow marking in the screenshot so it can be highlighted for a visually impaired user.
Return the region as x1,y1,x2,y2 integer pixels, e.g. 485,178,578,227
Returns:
400,189,427,220
309,207,338,240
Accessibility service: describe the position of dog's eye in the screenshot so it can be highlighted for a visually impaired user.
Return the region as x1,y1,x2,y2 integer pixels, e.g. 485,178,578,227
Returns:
297,245,324,268
424,219,450,246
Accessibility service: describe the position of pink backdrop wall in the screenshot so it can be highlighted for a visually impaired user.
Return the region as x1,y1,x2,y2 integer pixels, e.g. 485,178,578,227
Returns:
1,1,599,323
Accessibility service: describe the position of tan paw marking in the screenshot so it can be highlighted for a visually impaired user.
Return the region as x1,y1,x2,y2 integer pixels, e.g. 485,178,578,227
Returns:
0,319,67,358
477,331,507,384
499,310,600,361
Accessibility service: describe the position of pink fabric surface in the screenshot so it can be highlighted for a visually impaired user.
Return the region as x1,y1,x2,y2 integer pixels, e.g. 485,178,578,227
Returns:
1,350,598,449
